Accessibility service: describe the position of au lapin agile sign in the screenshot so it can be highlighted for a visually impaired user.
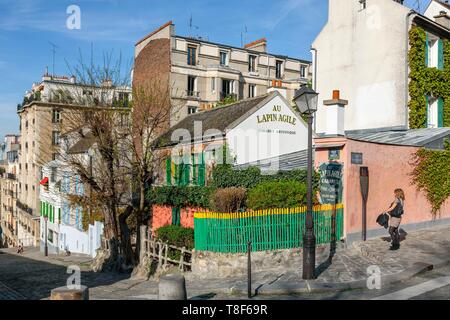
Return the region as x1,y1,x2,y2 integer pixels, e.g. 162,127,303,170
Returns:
318,162,343,205
256,105,297,125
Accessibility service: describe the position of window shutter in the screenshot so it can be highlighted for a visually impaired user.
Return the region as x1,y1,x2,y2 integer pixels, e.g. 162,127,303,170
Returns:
58,208,61,224
438,97,444,128
192,154,197,185
166,157,172,186
426,95,430,128
425,34,429,67
438,39,444,70
171,207,181,226
198,152,206,186
183,162,190,186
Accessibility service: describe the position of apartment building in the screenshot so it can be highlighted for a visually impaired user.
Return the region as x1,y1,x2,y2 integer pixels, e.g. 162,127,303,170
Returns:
16,72,131,247
133,21,312,126
0,135,20,247
312,0,450,135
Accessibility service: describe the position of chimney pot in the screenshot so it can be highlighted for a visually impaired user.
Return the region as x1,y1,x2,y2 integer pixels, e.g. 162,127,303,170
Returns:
332,90,340,100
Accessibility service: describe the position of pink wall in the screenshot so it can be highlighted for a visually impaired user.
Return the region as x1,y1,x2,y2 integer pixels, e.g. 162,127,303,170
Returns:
151,205,206,232
315,137,450,237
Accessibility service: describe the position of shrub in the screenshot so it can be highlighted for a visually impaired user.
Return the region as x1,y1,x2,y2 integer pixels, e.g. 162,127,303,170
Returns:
150,186,214,208
211,164,319,190
155,225,194,261
247,180,317,210
210,187,247,212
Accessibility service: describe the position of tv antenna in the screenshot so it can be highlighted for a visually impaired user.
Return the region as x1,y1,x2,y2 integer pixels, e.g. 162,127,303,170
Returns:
241,25,248,47
413,0,421,12
188,14,199,38
49,41,59,78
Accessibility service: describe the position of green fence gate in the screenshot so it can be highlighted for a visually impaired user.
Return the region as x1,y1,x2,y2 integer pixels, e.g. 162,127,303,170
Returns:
194,204,344,253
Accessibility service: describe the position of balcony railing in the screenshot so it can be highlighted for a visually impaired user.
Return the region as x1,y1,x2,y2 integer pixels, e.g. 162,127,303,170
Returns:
186,90,200,98
6,173,16,180
16,200,33,215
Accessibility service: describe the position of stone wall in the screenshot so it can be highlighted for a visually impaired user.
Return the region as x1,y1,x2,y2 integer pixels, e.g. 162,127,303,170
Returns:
191,244,338,279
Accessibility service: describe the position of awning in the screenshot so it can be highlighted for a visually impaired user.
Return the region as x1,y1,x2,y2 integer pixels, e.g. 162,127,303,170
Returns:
39,177,49,185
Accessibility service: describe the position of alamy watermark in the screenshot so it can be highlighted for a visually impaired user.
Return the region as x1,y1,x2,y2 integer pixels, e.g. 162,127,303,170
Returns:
66,265,81,290
66,5,81,30
366,265,381,290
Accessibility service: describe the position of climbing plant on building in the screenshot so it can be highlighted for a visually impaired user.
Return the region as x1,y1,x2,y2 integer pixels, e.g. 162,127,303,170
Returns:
408,26,450,129
410,141,450,216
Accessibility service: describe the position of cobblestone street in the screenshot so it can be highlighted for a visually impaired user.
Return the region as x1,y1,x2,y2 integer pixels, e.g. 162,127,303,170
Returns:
1,225,450,300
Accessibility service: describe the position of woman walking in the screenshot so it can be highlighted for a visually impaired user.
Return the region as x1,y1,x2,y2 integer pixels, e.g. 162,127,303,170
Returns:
385,189,405,250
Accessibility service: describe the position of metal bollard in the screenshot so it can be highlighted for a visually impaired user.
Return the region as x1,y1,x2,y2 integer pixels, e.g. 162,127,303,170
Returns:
247,241,252,299
50,286,89,300
158,274,187,300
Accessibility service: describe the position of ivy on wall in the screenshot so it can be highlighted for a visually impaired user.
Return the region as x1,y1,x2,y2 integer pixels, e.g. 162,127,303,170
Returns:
408,26,450,128
410,141,450,216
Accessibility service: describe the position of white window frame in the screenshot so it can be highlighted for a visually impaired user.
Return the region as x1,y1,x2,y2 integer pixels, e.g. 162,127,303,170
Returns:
248,84,256,98
427,96,438,128
220,51,229,67
248,55,257,73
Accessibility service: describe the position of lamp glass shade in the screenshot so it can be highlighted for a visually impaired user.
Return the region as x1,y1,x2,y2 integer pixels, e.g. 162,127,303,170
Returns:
293,87,319,115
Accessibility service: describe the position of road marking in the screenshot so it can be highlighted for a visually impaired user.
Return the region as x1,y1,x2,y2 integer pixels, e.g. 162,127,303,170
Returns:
372,277,450,300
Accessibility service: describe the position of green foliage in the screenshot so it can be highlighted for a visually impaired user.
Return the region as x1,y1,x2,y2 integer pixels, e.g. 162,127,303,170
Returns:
210,187,247,212
246,180,316,210
215,95,238,108
150,186,214,208
408,26,450,128
210,164,319,189
411,146,450,216
155,225,194,261
0,167,5,175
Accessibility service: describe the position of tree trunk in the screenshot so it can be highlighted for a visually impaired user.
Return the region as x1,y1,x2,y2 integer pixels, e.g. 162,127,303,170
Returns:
119,205,135,267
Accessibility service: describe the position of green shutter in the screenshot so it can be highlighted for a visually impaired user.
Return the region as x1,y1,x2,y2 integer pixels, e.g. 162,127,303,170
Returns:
166,157,172,186
58,208,61,224
171,207,181,226
192,154,198,185
425,34,429,67
183,162,190,186
198,152,205,186
438,39,444,70
438,97,444,128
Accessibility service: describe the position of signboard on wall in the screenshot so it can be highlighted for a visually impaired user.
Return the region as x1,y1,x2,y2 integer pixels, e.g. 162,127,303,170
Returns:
318,162,343,205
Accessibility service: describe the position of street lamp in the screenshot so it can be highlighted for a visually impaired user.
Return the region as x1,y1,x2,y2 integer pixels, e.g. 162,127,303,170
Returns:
44,215,48,257
293,85,319,280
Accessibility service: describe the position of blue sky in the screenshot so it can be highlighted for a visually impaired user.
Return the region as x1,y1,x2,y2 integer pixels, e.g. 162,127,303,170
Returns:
0,0,430,138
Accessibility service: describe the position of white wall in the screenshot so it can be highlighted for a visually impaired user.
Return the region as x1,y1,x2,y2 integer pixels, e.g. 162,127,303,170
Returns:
226,94,308,166
312,0,411,133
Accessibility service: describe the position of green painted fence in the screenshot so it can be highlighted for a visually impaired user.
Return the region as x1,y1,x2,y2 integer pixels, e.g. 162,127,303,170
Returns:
194,204,344,253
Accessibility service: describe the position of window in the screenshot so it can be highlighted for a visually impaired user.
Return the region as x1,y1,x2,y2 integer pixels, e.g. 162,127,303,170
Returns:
52,131,60,146
426,96,444,128
83,89,93,96
276,60,283,79
52,153,58,161
52,109,61,123
248,84,256,98
426,35,444,69
221,79,233,99
359,0,366,10
300,65,307,78
187,46,197,66
119,113,129,127
220,51,228,66
51,167,57,183
187,76,197,96
48,229,53,243
248,55,257,72
188,106,198,114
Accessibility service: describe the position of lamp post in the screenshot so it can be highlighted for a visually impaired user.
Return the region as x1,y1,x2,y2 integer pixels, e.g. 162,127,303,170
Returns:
293,85,319,280
44,215,48,257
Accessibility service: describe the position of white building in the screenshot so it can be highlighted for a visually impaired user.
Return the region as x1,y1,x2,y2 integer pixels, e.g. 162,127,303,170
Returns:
39,159,104,257
312,0,450,135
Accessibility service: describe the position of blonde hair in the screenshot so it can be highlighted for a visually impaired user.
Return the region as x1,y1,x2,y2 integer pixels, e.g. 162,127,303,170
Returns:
395,188,405,201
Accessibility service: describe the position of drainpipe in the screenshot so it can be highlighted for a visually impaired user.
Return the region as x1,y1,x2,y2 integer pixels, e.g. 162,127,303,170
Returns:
405,10,416,129
311,47,318,132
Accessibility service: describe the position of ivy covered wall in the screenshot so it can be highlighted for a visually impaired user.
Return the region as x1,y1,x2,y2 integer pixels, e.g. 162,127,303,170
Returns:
408,26,450,129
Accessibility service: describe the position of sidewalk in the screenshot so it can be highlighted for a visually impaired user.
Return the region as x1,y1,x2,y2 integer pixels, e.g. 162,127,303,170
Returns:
184,225,450,297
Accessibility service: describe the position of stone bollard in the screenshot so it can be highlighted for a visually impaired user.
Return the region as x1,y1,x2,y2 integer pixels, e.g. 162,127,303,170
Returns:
158,274,187,300
50,286,89,300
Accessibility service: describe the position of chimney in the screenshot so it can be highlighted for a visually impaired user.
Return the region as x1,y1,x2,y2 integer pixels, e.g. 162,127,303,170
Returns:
434,10,450,29
70,75,76,84
244,38,267,53
323,90,348,136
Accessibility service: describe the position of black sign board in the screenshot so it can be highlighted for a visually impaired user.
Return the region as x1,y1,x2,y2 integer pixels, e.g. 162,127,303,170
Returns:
318,162,343,205
351,152,363,165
